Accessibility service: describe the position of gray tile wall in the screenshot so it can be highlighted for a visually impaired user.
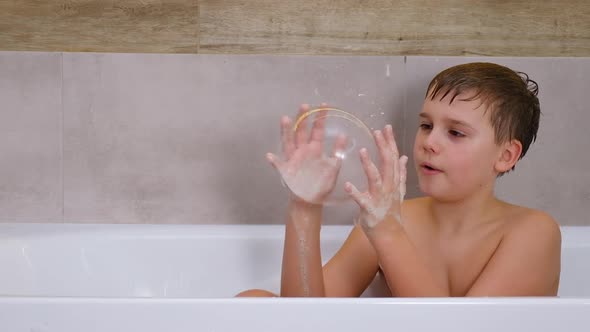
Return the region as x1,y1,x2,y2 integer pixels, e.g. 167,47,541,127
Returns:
0,52,62,222
0,52,588,225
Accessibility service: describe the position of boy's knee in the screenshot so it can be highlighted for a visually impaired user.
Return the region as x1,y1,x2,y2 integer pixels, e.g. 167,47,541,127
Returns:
234,289,278,297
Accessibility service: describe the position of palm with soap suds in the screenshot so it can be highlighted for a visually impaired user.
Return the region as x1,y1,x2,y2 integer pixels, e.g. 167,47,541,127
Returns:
267,104,347,205
345,125,408,232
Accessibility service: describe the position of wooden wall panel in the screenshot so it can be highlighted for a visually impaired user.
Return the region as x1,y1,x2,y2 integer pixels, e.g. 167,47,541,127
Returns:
1,1,589,56
199,0,590,56
0,0,199,53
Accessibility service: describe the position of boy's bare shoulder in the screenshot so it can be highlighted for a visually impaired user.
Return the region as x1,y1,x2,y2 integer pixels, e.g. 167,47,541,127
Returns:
402,197,561,242
501,204,561,245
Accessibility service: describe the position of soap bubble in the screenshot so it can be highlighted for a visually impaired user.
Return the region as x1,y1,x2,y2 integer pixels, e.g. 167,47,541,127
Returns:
275,106,377,205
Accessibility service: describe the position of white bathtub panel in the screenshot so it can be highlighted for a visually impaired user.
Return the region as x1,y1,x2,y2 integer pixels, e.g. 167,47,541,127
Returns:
0,224,588,298
0,298,589,332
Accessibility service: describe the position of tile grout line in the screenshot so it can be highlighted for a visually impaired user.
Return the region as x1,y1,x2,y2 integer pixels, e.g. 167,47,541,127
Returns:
60,52,65,223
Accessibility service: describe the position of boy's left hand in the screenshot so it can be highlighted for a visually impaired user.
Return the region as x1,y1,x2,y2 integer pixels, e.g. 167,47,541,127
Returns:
344,125,408,233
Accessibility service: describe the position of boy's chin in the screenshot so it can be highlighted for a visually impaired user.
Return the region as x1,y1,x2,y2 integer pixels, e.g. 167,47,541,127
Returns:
418,183,438,197
418,182,457,201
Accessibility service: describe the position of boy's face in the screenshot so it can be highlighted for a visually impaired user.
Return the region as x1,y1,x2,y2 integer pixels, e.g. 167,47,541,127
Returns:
413,91,503,201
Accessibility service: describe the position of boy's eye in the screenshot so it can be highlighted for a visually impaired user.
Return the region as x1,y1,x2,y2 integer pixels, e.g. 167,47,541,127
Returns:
419,123,432,130
449,130,465,137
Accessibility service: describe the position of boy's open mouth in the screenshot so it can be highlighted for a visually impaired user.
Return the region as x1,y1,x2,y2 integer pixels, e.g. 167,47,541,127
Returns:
421,163,442,172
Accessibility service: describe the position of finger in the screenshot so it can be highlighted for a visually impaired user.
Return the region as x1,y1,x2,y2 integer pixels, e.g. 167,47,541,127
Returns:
399,155,408,202
384,125,399,157
373,130,393,192
360,148,381,196
310,103,328,146
295,104,310,148
333,152,343,171
344,182,370,210
266,153,284,171
331,133,348,159
385,125,400,186
280,116,295,159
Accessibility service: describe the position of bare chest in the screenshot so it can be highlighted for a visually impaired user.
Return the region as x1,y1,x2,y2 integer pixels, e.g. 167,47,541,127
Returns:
408,224,504,296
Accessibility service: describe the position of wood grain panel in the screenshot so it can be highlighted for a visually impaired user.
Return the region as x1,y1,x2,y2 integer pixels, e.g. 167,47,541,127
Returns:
0,1,589,55
199,0,590,56
0,0,199,53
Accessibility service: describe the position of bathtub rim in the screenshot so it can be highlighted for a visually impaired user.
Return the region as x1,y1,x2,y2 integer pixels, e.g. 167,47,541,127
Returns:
1,296,589,305
0,222,588,240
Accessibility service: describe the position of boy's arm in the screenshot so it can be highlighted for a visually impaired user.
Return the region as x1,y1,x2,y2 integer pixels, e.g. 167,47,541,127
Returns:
346,126,450,296
466,213,561,296
273,104,380,297
280,200,325,297
281,200,381,297
322,224,381,297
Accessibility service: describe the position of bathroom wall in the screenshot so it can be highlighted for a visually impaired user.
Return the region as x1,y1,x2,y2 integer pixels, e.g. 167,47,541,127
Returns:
0,52,588,225
1,1,589,56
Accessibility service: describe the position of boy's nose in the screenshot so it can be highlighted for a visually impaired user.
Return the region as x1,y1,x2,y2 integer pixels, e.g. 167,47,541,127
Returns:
422,132,440,154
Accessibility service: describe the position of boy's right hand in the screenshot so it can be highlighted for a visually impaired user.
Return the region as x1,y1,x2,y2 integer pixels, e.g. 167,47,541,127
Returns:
266,104,348,205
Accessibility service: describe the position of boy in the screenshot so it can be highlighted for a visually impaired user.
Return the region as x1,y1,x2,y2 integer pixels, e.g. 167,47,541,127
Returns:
238,62,561,297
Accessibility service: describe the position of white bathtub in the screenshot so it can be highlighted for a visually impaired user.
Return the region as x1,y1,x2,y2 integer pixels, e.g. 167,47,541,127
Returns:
0,223,589,331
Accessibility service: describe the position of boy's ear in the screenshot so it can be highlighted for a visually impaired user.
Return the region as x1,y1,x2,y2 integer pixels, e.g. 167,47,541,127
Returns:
495,139,523,173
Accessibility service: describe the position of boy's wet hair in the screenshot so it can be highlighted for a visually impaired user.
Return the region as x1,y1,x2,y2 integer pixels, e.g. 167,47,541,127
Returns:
426,62,540,173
